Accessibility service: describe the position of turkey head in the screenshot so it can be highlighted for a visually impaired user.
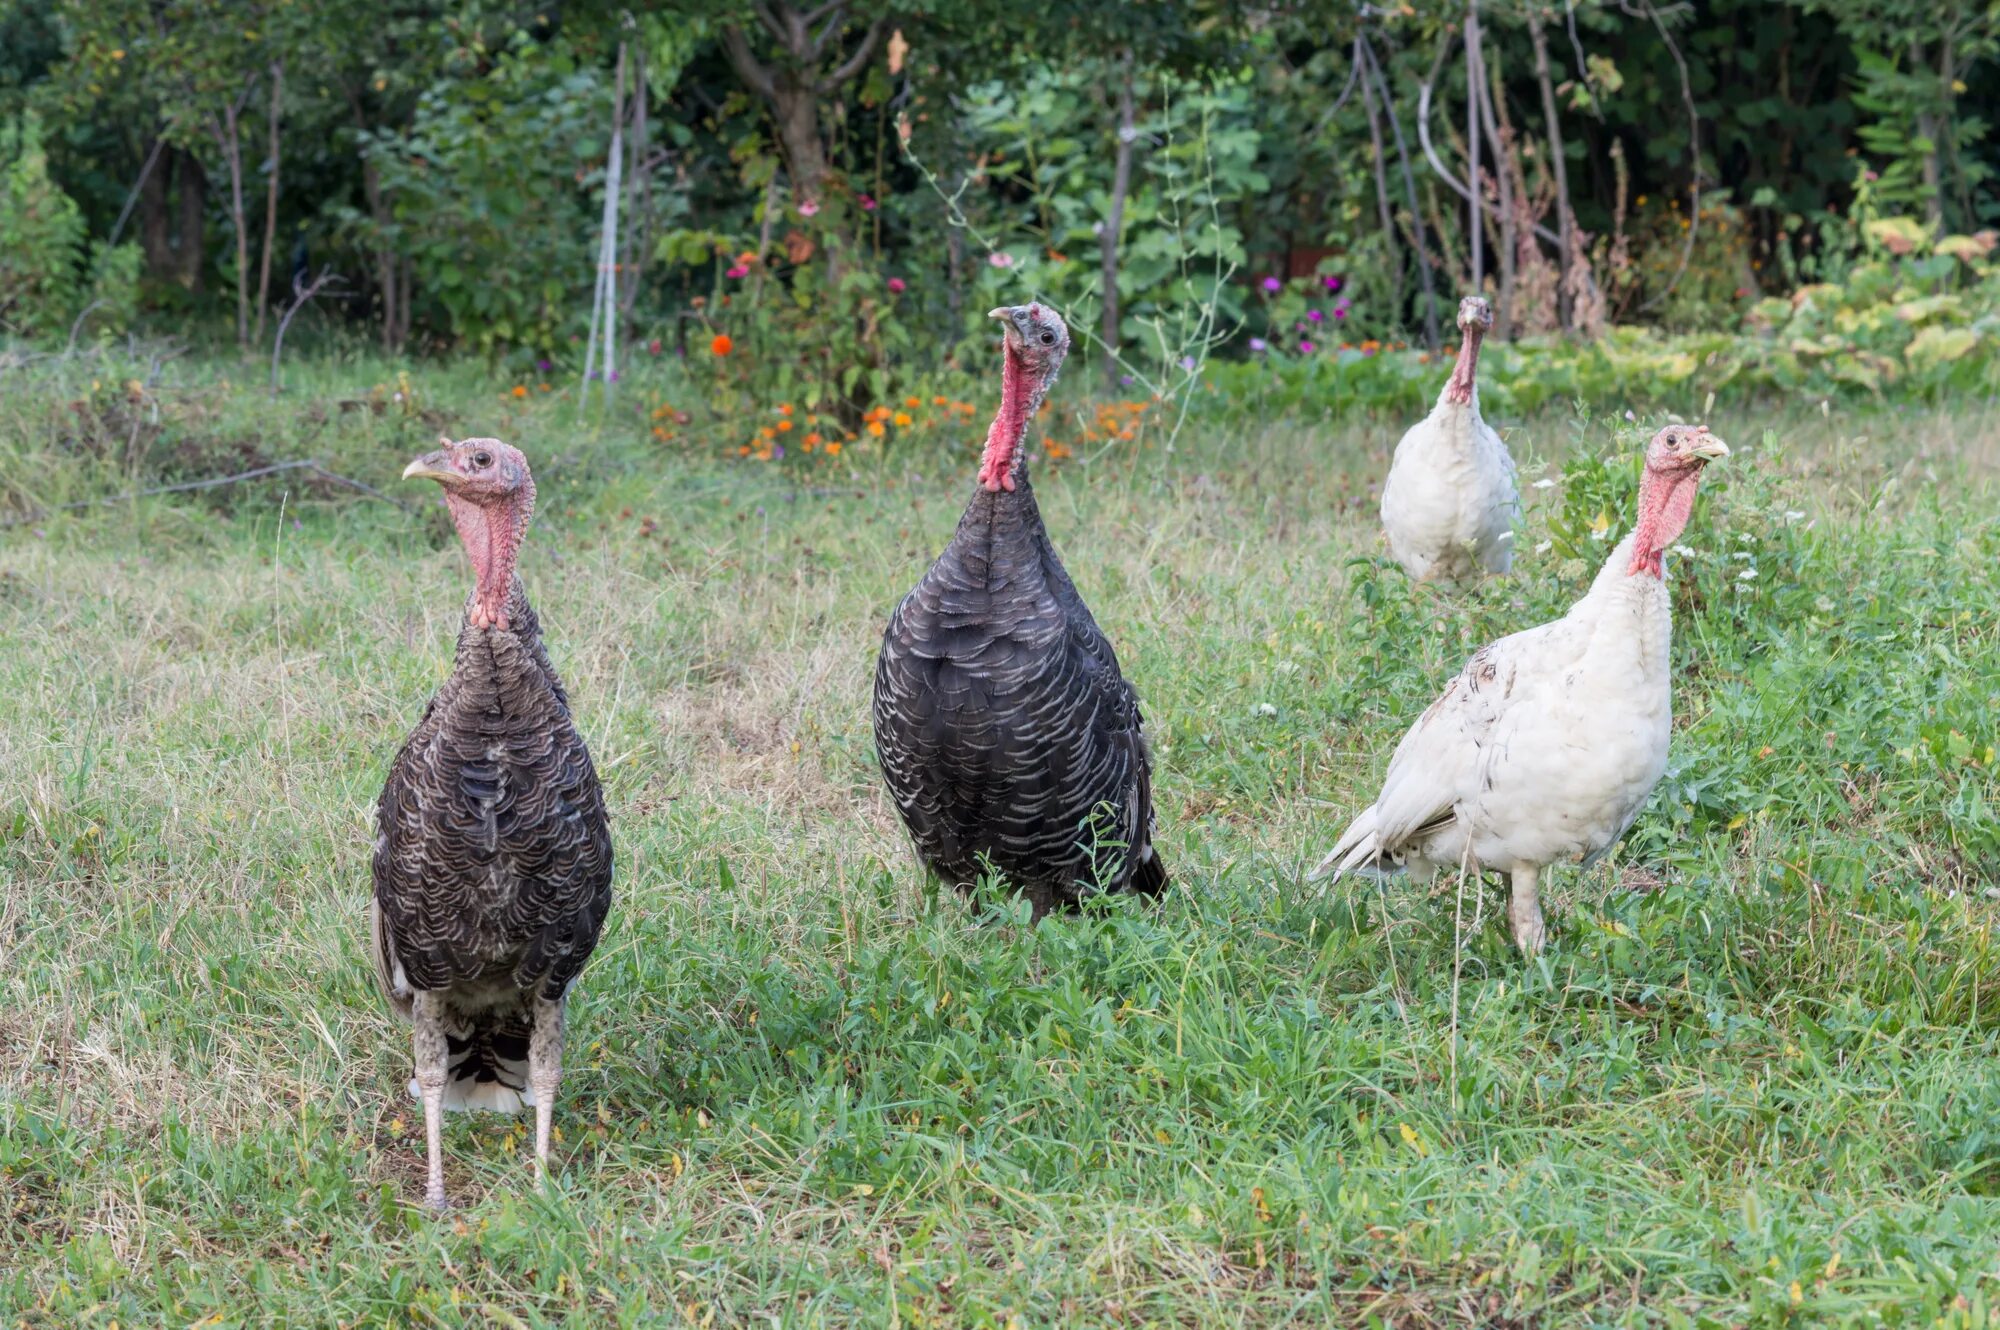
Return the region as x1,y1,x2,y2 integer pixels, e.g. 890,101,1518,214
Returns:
404,436,537,630
979,303,1070,493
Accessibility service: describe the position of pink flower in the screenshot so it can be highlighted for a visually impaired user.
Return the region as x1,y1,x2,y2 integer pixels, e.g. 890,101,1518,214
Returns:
1307,309,1323,323
1261,276,1282,293
1324,275,1343,292
798,199,820,217
1333,308,1346,320
1298,340,1315,353
887,276,907,293
988,252,1014,269
858,194,877,211
726,265,749,279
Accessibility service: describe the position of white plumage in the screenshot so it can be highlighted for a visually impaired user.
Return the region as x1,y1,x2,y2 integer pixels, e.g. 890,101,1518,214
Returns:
1380,296,1518,584
1317,424,1730,952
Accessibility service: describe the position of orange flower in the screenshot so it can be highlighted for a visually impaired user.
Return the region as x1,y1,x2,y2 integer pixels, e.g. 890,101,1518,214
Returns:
510,385,527,398
738,445,751,455
778,403,793,415
867,421,886,436
777,419,793,432
903,396,921,408
711,334,733,356
761,426,776,439
892,411,913,427
803,431,822,445
826,441,843,455
537,383,551,393
931,395,947,406
736,251,758,267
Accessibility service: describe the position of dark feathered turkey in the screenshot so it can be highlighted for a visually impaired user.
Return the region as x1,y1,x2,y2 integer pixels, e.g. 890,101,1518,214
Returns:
872,304,1165,917
371,437,612,1210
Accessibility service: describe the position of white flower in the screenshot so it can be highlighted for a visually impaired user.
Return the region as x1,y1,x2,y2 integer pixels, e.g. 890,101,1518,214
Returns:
1671,544,1695,559
1257,703,1278,718
1624,409,1637,422
1533,477,1556,490
1590,525,1610,542
1731,551,1754,561
1738,568,1758,581
1497,530,1514,542
1534,540,1552,554
1784,510,1805,522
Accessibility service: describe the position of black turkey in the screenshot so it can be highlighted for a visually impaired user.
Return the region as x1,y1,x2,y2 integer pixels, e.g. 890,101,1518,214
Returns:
372,437,613,1210
872,304,1166,917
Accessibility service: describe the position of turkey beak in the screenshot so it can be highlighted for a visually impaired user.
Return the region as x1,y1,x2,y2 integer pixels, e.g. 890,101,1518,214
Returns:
402,451,463,488
988,305,1026,349
1689,432,1730,461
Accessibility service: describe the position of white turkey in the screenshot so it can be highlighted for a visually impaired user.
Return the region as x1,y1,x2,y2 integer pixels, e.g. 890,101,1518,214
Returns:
1313,424,1729,953
1379,295,1518,584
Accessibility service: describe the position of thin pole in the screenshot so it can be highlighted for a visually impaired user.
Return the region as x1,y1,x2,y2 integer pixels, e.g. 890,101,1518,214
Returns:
1465,0,1484,292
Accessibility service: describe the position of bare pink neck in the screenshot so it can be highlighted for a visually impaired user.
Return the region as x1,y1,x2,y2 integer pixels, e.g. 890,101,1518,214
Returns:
1626,467,1698,578
445,485,534,629
978,347,1042,493
1442,325,1484,407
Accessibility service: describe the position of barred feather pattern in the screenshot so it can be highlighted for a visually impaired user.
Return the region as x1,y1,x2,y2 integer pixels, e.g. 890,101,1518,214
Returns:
872,474,1166,917
371,576,612,1108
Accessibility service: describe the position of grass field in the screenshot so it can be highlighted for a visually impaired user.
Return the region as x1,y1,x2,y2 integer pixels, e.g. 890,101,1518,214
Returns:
4,353,1999,1327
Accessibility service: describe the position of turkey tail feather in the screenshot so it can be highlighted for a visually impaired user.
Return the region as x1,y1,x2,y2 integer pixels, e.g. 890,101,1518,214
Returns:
1127,843,1168,897
404,1002,536,1114
1309,805,1391,883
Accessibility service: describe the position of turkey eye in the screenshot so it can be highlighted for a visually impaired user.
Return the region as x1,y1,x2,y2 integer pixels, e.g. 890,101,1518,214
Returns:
1039,331,1055,345
472,451,493,468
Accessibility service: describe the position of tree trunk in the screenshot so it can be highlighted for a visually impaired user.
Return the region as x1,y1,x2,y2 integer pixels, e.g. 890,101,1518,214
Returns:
346,87,399,353
1464,1,1484,293
1911,40,1944,233
1357,41,1403,316
1475,38,1516,340
1528,16,1575,331
1100,51,1136,389
214,97,252,349
1361,37,1439,350
138,141,175,280
174,149,206,293
254,58,284,346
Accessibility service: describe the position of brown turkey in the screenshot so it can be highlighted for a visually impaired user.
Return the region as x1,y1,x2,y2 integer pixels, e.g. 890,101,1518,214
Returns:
872,304,1166,917
371,437,612,1210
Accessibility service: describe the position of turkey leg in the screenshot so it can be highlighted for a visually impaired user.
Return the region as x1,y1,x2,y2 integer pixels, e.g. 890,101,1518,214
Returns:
412,991,450,1211
1509,865,1547,954
529,994,565,1187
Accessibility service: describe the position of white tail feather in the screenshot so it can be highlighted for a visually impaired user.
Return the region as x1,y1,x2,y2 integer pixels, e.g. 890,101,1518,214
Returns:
1309,805,1391,884
406,1035,532,1114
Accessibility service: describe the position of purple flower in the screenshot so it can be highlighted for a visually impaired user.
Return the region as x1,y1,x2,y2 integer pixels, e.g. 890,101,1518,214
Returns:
1261,276,1282,293
1324,275,1343,292
1307,309,1323,323
1299,340,1315,353
1333,308,1347,320
887,276,907,293
1180,355,1196,371
773,444,785,459
1248,337,1268,352
1119,374,1134,385
536,358,552,372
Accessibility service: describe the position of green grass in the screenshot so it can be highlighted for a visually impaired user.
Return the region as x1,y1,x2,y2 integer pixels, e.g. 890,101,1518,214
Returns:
3,351,1999,1327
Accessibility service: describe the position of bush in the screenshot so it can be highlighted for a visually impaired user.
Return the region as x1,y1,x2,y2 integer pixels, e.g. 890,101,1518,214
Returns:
0,111,85,337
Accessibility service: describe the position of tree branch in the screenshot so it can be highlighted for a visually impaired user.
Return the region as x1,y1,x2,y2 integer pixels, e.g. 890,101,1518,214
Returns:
719,25,778,101
820,17,886,91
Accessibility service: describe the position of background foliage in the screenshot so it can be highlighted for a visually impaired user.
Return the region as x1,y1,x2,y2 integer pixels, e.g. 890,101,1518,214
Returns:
4,0,2000,399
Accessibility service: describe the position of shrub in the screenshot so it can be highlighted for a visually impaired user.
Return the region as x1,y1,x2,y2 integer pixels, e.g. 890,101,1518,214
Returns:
0,111,85,337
